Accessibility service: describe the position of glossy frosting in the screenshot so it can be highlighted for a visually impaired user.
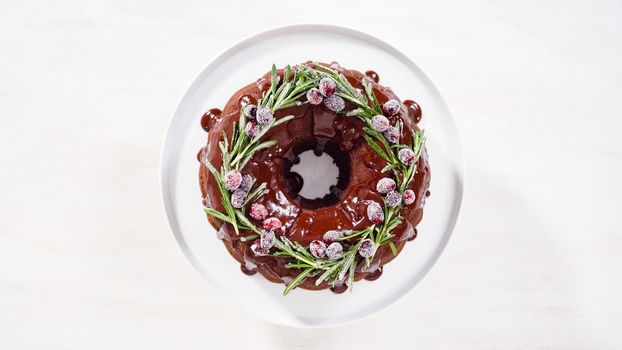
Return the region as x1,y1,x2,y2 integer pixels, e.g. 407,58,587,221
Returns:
198,62,431,292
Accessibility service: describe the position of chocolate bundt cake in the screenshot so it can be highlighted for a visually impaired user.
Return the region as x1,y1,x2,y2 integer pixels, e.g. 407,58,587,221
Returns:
198,62,430,295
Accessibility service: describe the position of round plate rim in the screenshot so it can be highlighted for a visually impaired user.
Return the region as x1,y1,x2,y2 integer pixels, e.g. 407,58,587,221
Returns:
160,23,465,328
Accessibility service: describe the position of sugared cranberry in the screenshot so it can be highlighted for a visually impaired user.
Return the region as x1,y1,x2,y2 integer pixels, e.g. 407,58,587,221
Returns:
398,148,416,165
325,242,343,260
230,189,246,208
250,241,269,256
223,170,243,191
306,88,323,105
382,99,400,116
403,189,416,205
383,126,400,144
262,217,282,231
249,203,268,220
323,230,344,243
309,240,327,258
243,104,257,119
318,77,336,97
240,174,255,192
376,178,396,194
256,106,274,125
323,95,345,112
367,201,384,224
245,120,260,137
260,230,275,250
385,190,402,208
358,239,376,258
370,115,390,132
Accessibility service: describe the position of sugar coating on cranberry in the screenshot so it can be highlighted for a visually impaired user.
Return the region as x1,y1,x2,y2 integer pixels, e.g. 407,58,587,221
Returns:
262,217,282,231
358,239,376,258
260,230,276,250
230,189,247,208
325,242,343,260
383,99,401,116
318,77,336,97
383,126,400,144
240,174,255,193
398,148,416,165
306,88,324,105
403,189,416,205
250,241,269,256
323,230,344,243
370,115,390,132
323,95,345,112
249,203,268,220
367,201,384,224
376,178,396,194
223,170,243,191
245,120,260,137
256,106,274,125
385,190,402,208
243,104,257,119
309,240,327,258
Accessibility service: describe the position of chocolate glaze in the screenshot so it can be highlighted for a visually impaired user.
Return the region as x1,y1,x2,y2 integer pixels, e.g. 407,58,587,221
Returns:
198,63,431,291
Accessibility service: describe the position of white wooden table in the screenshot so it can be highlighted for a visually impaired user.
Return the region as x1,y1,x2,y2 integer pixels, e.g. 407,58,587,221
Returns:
1,0,620,348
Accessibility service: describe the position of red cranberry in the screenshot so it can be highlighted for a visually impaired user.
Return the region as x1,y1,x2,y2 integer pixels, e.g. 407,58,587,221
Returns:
403,189,416,205
223,170,242,191
325,242,343,260
256,106,274,125
382,99,400,116
245,120,260,137
367,201,384,224
250,241,269,256
309,240,327,258
260,230,275,250
230,189,246,208
323,95,345,112
262,217,282,231
383,126,400,144
306,88,324,105
318,77,336,97
240,174,255,193
384,190,402,208
376,178,396,194
323,230,344,243
358,239,376,258
243,104,257,119
370,115,390,132
398,148,415,165
249,203,268,220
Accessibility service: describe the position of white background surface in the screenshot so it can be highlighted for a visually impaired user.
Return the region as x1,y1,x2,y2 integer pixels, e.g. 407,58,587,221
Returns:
1,0,621,348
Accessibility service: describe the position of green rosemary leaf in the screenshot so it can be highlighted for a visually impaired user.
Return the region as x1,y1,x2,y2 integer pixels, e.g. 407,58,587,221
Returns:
240,234,259,242
244,182,267,205
362,79,382,113
363,135,390,162
381,163,399,173
270,64,278,99
204,207,234,224
284,64,291,84
283,267,314,296
315,263,341,286
346,256,356,290
235,210,261,234
272,114,295,127
388,241,398,256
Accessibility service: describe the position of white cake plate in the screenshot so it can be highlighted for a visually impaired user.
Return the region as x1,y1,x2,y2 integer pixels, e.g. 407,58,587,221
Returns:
160,24,464,328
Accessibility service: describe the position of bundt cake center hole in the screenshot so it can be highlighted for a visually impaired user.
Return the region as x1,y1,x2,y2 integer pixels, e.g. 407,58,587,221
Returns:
283,138,351,209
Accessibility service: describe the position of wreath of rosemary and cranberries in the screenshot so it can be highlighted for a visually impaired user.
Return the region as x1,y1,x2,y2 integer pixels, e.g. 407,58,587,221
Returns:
202,63,426,295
